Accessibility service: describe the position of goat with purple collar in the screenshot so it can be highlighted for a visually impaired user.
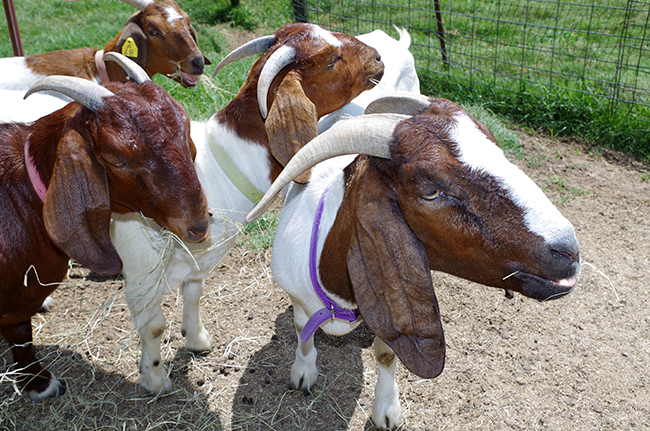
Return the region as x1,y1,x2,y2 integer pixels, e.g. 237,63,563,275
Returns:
246,92,581,429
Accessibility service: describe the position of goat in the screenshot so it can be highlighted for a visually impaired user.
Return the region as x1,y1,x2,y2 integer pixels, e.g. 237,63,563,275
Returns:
317,27,420,133
0,0,209,94
107,23,384,394
246,93,581,429
0,53,210,402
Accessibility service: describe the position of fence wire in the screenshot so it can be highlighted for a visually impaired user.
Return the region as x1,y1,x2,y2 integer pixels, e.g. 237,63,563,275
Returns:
293,0,650,121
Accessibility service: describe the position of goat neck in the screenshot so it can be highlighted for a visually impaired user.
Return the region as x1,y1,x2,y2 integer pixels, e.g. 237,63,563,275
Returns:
25,48,100,82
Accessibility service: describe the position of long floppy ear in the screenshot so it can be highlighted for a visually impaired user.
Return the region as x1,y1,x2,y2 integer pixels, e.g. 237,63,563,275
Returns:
43,129,122,275
116,20,148,71
264,70,317,184
347,165,445,378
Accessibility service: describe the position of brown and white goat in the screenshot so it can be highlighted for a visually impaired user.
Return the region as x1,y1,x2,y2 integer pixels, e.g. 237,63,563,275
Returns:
0,53,209,402
247,94,581,429
108,23,384,394
0,0,209,93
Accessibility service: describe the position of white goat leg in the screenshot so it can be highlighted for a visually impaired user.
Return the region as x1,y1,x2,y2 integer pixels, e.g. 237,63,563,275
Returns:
137,310,172,393
372,336,402,429
124,283,173,393
290,304,319,391
180,278,212,352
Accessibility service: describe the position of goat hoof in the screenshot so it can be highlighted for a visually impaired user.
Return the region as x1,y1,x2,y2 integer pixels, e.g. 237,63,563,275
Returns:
140,375,173,394
39,295,55,313
28,376,66,402
289,363,318,391
183,327,213,353
371,403,402,430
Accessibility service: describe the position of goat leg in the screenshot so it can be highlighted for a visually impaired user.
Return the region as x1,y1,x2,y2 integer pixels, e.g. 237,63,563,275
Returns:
180,279,212,353
1,320,66,402
372,336,402,429
289,304,319,391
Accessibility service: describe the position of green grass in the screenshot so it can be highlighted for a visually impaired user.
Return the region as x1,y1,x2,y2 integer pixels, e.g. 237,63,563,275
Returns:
241,209,280,251
302,0,650,162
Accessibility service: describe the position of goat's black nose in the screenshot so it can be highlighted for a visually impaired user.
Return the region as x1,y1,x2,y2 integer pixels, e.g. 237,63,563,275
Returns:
547,235,581,279
191,55,205,74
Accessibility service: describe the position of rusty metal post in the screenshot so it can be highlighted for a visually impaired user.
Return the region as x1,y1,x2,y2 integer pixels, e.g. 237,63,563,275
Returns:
292,0,308,23
3,0,24,56
434,0,448,67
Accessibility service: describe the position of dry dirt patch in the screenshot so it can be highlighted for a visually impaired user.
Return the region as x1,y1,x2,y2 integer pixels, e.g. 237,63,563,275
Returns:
1,130,649,430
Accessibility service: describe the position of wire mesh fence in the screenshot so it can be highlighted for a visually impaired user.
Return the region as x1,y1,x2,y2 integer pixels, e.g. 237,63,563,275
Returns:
292,0,650,124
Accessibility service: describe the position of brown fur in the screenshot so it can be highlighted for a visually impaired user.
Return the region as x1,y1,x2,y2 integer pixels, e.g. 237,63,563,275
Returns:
0,80,209,400
26,47,99,79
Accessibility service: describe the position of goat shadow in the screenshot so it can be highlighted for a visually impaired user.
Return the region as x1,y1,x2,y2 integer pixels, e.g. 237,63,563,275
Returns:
0,342,223,430
232,306,382,430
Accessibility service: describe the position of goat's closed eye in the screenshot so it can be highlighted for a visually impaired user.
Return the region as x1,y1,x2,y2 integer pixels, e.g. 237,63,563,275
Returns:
421,190,441,201
103,155,127,168
327,56,342,69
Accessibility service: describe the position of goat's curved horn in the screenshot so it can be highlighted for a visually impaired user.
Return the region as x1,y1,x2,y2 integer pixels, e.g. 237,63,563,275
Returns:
103,52,151,84
257,45,296,119
211,35,276,78
365,92,432,115
118,0,154,12
246,113,409,223
24,76,114,113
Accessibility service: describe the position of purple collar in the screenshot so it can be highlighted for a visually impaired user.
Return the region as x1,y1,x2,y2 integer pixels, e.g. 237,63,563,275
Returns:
300,186,361,344
24,138,47,202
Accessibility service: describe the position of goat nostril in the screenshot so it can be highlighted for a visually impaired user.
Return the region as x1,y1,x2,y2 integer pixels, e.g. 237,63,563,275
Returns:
552,249,579,263
187,224,209,243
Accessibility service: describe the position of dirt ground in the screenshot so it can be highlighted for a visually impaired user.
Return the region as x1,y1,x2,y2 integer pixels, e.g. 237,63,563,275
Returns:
1,127,649,430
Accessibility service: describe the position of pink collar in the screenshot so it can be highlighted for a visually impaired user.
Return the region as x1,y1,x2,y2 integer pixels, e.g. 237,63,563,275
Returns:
24,138,48,202
95,49,111,85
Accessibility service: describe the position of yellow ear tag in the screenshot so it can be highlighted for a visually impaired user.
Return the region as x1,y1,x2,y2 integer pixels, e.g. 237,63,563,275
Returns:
121,37,139,58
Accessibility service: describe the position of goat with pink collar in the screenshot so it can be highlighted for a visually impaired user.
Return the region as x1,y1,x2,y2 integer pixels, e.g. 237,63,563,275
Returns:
246,93,581,429
0,53,209,402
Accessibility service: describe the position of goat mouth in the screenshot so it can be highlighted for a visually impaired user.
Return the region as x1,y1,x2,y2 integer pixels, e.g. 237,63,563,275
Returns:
166,62,201,88
168,71,200,88
179,72,199,88
512,271,577,301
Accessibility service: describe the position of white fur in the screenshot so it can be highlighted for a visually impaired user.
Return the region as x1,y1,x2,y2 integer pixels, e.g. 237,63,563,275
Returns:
0,89,68,123
451,113,576,245
0,57,45,91
311,24,342,48
110,119,271,393
164,6,182,22
0,57,101,123
318,28,420,133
